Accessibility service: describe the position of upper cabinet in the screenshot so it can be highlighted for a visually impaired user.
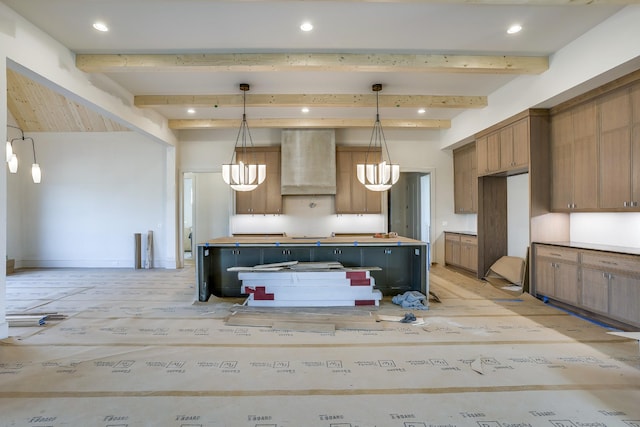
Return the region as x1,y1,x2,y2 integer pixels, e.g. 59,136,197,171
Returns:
476,112,537,177
335,146,382,214
235,146,282,214
550,101,598,211
453,143,477,214
549,77,640,212
598,86,640,210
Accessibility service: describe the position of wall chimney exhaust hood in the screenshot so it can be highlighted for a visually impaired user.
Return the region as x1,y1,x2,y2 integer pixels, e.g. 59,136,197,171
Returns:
281,129,336,195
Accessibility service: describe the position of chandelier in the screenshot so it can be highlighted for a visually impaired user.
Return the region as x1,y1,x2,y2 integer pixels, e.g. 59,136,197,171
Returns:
222,83,266,192
356,84,400,192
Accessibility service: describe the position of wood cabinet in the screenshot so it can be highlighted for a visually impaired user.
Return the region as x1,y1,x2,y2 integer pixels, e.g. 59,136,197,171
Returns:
453,143,477,213
534,245,579,305
476,115,531,177
335,146,382,214
533,243,640,329
550,101,598,211
598,87,640,210
235,146,282,214
444,232,477,273
499,118,529,170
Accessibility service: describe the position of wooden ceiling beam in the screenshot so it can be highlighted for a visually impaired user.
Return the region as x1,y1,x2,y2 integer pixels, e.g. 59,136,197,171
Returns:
77,53,548,74
169,118,450,130
135,93,487,109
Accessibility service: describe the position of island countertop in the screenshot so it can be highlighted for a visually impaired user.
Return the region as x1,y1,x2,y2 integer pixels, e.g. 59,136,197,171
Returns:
199,235,427,247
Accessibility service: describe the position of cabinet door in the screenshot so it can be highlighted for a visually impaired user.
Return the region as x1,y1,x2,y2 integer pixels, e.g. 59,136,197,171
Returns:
572,101,598,210
554,262,579,304
335,148,382,214
599,90,631,209
511,118,530,169
551,110,574,211
499,125,514,170
581,267,609,315
444,233,461,266
453,144,477,213
235,148,282,214
632,85,640,207
609,273,640,327
535,259,556,297
486,133,501,173
460,236,478,272
215,248,262,297
364,246,415,295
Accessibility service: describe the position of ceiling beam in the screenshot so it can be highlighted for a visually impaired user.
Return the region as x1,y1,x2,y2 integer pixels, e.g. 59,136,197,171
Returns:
135,94,487,109
77,53,548,74
169,118,450,130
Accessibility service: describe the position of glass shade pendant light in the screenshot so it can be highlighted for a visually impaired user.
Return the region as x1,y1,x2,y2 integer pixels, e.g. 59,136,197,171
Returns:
356,84,400,192
222,83,266,192
6,140,13,162
8,152,18,173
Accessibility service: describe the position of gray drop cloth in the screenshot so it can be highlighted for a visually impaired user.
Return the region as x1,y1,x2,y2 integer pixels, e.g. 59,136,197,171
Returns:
392,291,428,310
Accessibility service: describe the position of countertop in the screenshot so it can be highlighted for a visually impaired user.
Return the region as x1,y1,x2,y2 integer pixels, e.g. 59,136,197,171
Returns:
533,241,640,256
199,235,427,247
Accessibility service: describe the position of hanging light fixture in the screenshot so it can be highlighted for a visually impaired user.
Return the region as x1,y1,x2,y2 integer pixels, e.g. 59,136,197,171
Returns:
222,83,266,192
356,83,400,192
6,125,42,183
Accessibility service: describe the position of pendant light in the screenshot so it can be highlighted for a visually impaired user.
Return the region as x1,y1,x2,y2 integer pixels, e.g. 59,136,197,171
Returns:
6,125,42,183
356,84,400,192
222,83,266,192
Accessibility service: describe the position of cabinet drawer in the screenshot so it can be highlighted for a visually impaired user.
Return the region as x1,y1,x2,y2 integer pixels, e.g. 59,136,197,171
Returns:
460,235,477,245
581,252,640,274
535,245,579,262
445,233,461,242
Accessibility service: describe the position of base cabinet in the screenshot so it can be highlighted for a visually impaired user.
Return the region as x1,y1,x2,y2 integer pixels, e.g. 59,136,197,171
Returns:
198,243,427,300
533,243,640,329
444,232,477,274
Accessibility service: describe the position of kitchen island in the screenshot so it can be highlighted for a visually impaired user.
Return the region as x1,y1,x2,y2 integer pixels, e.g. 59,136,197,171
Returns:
196,235,429,302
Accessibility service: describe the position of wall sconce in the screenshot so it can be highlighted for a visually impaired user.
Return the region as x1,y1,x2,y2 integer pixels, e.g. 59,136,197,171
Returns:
6,124,41,183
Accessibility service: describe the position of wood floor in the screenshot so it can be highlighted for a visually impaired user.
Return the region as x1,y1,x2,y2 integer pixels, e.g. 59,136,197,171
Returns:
1,264,639,426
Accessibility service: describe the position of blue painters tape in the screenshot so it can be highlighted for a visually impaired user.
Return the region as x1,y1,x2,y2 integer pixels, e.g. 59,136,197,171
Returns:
316,241,321,246
275,242,280,246
205,242,209,247
353,241,358,246
397,241,402,246
235,242,239,247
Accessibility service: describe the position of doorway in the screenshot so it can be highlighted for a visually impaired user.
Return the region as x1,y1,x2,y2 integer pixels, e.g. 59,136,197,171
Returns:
181,172,232,266
389,171,432,248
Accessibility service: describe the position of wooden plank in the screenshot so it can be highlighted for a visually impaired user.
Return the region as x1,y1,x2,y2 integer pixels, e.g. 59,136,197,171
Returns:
135,93,487,109
76,53,549,74
169,118,450,129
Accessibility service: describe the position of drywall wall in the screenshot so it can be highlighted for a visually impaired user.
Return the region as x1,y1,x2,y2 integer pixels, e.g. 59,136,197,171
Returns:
6,131,175,268
507,173,530,259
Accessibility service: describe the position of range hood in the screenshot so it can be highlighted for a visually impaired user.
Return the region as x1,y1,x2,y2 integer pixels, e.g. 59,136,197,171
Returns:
281,129,336,195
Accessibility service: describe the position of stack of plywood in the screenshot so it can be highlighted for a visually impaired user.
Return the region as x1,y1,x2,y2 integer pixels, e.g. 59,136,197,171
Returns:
239,265,382,307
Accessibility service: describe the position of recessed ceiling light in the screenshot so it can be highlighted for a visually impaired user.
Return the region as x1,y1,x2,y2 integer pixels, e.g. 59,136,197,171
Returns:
300,22,313,32
301,107,310,113
418,108,426,114
187,108,196,114
92,21,109,32
507,24,522,35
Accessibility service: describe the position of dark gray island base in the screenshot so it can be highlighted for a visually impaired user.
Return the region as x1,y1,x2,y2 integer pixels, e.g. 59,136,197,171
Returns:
196,236,429,302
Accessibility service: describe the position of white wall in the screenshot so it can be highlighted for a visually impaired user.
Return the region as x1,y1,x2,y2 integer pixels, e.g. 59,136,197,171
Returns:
570,213,640,248
6,131,175,268
507,173,530,259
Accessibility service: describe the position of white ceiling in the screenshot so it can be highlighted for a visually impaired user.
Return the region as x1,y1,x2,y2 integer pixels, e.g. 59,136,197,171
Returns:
2,0,628,126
